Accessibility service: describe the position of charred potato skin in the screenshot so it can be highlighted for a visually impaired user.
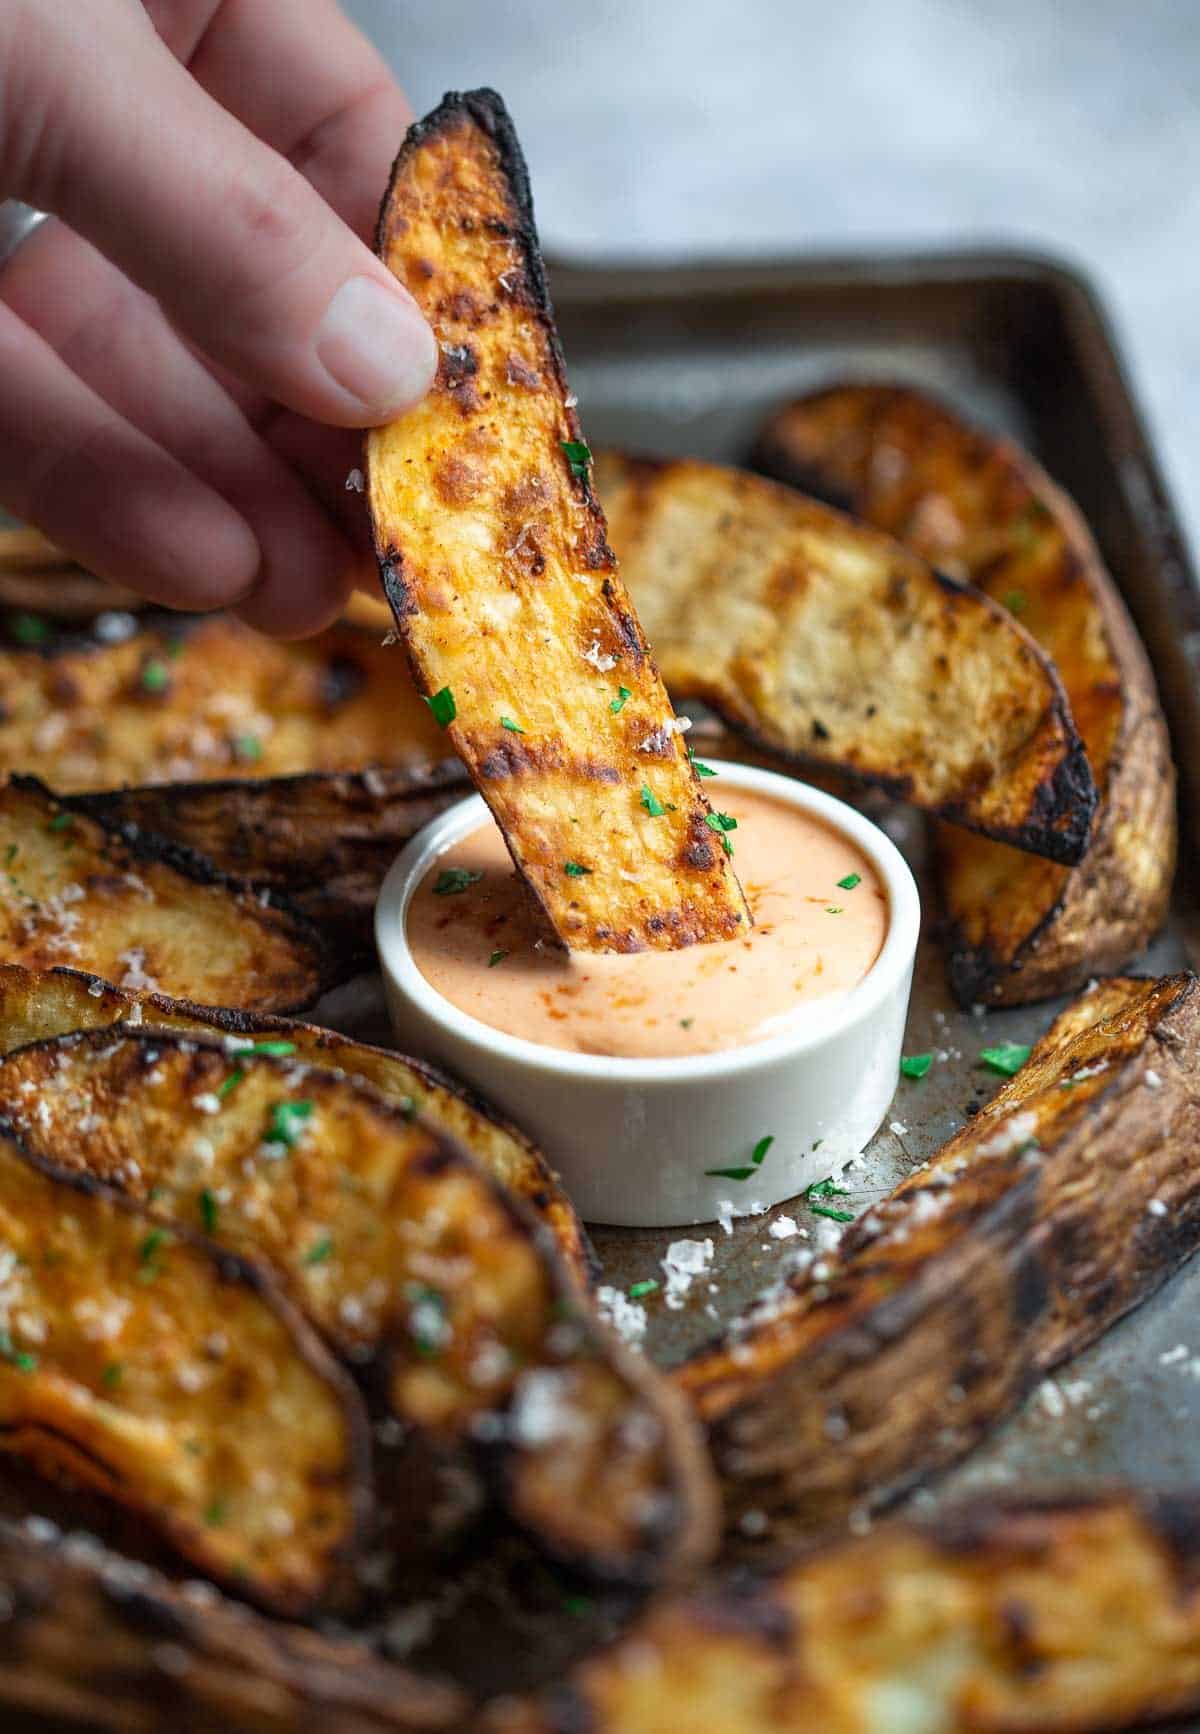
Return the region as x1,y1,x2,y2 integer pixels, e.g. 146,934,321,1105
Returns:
596,449,1096,865
754,383,1176,1004
0,962,594,1288
368,92,751,952
677,973,1200,1549
494,1493,1200,1734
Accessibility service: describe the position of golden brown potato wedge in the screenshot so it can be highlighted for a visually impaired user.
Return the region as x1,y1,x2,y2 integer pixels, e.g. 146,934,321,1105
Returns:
74,764,468,964
0,1136,367,1616
0,1516,467,1733
0,613,447,792
0,1029,715,1584
0,962,592,1287
0,776,323,1010
753,383,1175,1002
677,972,1200,1547
367,91,751,952
493,1492,1200,1734
596,449,1096,864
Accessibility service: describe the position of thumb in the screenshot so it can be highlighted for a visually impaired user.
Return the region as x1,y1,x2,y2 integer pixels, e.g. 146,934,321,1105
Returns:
12,0,435,428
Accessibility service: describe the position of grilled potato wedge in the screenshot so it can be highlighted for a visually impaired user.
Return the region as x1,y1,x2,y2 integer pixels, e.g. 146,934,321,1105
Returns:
678,971,1200,1547
596,450,1095,864
0,776,323,1009
754,383,1175,1002
367,91,751,952
0,962,591,1286
494,1492,1200,1734
74,764,468,964
0,1516,467,1733
0,612,446,792
0,1136,366,1615
0,1029,715,1583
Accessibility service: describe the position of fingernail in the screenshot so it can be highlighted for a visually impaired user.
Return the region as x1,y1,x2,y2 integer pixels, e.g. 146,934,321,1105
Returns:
315,276,437,421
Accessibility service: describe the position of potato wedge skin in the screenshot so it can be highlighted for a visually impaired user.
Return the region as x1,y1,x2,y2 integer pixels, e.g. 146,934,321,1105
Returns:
0,614,446,792
0,962,593,1287
754,383,1175,1002
677,972,1200,1548
0,776,323,1011
495,1493,1200,1734
596,449,1096,864
0,1517,466,1733
0,1029,715,1584
0,1136,367,1616
367,92,750,951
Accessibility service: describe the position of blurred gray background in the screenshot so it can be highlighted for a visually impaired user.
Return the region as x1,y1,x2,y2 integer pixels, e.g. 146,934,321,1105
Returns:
346,0,1198,548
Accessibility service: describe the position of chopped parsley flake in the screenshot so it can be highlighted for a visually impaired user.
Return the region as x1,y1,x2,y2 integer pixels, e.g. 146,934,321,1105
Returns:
980,1042,1032,1077
837,872,861,890
560,439,592,479
11,613,48,645
199,1189,218,1235
628,1279,659,1300
705,811,738,855
563,1594,594,1616
564,860,592,877
825,906,843,915
47,813,73,833
433,867,483,896
240,1039,296,1058
706,1133,774,1182
0,1331,36,1373
900,1053,933,1080
805,1176,853,1222
303,1236,334,1266
266,1100,313,1149
138,1229,168,1272
3,845,15,865
810,1201,855,1223
218,1068,245,1099
610,685,632,714
234,733,262,762
102,1362,123,1389
500,716,525,733
204,1498,226,1528
688,749,717,777
424,686,457,728
488,949,508,968
1004,589,1028,614
140,659,169,694
640,783,667,818
679,1016,694,1030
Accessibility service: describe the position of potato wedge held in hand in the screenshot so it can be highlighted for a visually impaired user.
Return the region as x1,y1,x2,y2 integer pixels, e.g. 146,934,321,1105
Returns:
678,972,1200,1546
597,450,1095,864
0,777,322,1010
0,962,591,1286
754,383,1175,1002
495,1493,1200,1734
368,91,751,951
0,1030,714,1583
0,1139,366,1615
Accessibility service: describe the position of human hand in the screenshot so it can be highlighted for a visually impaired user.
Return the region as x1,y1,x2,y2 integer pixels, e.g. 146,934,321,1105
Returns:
0,0,437,636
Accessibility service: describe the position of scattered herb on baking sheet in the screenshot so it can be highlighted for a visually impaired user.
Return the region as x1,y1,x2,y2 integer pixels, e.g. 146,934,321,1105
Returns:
199,1189,219,1235
837,872,861,890
610,685,632,714
407,1285,449,1357
805,1175,854,1223
47,813,72,833
501,716,525,733
706,1132,774,1182
11,613,48,645
1004,589,1028,615
560,439,592,479
564,860,592,877
705,811,738,856
628,1279,659,1300
424,685,457,727
266,1100,313,1150
825,905,843,915
233,733,262,762
640,784,668,818
303,1236,334,1266
980,1042,1032,1076
101,1362,123,1389
433,867,483,896
688,749,717,777
488,949,508,968
900,1053,932,1079
204,1499,227,1528
140,659,169,694
0,1331,36,1373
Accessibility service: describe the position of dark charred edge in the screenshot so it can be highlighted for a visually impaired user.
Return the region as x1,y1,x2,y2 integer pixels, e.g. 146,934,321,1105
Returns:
9,774,330,1005
73,762,469,814
941,904,1066,1009
0,1121,373,1619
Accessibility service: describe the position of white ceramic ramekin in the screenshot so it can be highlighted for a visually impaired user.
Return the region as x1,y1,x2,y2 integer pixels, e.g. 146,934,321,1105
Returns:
376,762,920,1228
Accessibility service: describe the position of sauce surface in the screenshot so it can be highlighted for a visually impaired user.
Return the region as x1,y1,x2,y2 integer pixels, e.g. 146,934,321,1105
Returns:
406,788,887,1059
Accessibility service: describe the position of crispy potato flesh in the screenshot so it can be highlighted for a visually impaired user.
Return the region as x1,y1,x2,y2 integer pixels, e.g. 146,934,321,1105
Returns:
754,383,1175,1001
0,1138,364,1615
0,1029,714,1581
678,972,1200,1546
596,450,1095,863
0,614,445,792
367,91,750,951
0,962,591,1285
0,777,322,1010
495,1494,1200,1734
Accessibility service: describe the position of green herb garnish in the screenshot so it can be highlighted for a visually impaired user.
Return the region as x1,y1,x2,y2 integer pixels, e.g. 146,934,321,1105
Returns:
407,1285,448,1358
1004,589,1028,614
234,733,262,762
140,659,169,694
303,1236,334,1266
563,1594,594,1616
0,1331,36,1373
138,1229,168,1275
488,949,508,968
900,1053,933,1080
560,439,592,479
810,1202,855,1223
102,1362,123,1389
679,1017,694,1030
424,686,457,728
640,784,667,818
564,861,592,877
11,614,48,645
433,867,484,896
239,1039,296,1058
825,905,843,915
204,1499,227,1528
688,749,717,777
4,845,16,865
218,1067,245,1100
706,1133,774,1183
804,1176,854,1222
500,716,525,734
837,872,861,890
47,813,72,833
628,1279,659,1300
199,1189,218,1235
265,1100,313,1150
979,1042,1032,1077
705,811,737,856
609,685,632,714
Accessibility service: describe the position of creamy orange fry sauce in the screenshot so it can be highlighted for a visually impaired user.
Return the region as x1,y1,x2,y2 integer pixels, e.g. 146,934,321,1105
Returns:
406,788,887,1060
